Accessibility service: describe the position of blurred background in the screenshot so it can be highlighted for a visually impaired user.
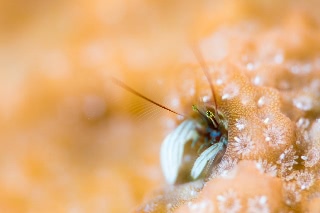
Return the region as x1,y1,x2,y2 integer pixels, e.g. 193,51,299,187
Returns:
0,0,320,212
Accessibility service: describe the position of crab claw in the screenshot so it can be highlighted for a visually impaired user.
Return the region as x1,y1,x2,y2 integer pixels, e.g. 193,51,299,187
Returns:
160,120,198,184
191,137,227,180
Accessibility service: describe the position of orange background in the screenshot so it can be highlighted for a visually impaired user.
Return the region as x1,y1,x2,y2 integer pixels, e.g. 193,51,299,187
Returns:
1,0,320,212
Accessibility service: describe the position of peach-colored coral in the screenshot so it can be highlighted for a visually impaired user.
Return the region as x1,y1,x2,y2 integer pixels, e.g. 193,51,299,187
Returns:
137,10,320,213
176,161,283,213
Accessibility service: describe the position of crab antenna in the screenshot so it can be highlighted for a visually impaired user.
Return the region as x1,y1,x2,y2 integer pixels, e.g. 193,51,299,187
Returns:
191,44,218,114
111,77,185,118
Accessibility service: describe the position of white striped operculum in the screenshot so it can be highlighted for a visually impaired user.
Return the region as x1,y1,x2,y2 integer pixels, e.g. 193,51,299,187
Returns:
191,136,227,180
160,120,199,184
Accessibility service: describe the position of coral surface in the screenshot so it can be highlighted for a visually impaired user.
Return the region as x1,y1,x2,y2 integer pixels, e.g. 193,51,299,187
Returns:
137,10,320,213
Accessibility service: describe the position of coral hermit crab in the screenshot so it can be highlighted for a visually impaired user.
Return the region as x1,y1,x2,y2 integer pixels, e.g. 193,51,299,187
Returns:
112,48,228,185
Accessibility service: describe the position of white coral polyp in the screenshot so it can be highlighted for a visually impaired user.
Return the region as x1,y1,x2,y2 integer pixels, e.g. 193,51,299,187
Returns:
256,159,277,177
283,183,302,206
293,95,313,111
301,148,320,168
217,189,242,213
187,199,214,213
247,196,270,213
235,118,246,131
211,156,238,178
309,119,320,144
295,170,315,190
263,124,286,147
296,117,310,129
277,146,299,178
233,133,255,158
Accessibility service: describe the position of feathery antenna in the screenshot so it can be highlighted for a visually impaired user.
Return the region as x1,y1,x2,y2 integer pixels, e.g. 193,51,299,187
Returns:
111,77,185,118
191,44,218,114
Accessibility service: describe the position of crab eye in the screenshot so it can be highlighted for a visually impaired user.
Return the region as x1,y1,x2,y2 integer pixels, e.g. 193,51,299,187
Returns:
206,110,214,118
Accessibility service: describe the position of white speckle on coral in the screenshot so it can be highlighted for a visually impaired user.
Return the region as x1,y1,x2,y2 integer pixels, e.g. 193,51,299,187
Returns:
278,80,290,90
257,96,266,107
162,117,176,130
166,203,173,211
284,171,298,182
296,118,310,129
201,95,211,103
283,183,301,206
246,63,255,71
258,113,274,125
232,133,255,157
247,196,270,213
256,159,277,177
178,69,196,98
263,125,286,147
216,79,223,85
240,95,251,105
187,199,214,213
263,117,270,124
189,189,197,197
301,148,320,167
170,97,181,108
289,63,312,75
252,76,262,85
274,53,284,64
222,83,239,100
295,170,315,190
293,95,313,111
188,88,196,97
143,202,157,212
217,189,242,213
309,119,320,144
199,89,212,103
235,118,246,131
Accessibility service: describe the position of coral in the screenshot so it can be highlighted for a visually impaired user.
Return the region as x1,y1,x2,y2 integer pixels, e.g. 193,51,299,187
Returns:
175,161,283,212
247,196,269,213
301,147,320,167
210,156,238,178
263,124,286,147
217,189,242,213
282,182,301,206
136,8,320,212
232,133,255,158
256,159,277,177
295,170,315,190
235,118,247,131
276,146,299,179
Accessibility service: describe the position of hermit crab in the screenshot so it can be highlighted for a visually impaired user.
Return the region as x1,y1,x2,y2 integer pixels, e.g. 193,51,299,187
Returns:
160,104,228,184
112,47,228,185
